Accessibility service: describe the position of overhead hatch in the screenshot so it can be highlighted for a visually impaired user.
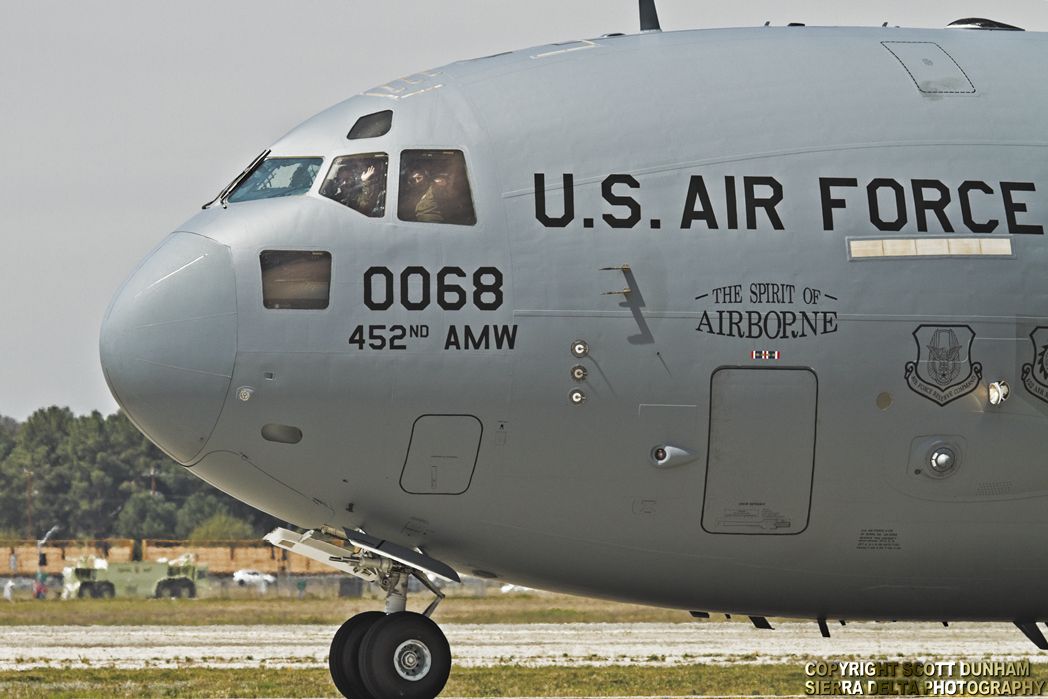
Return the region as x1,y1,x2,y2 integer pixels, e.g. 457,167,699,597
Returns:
882,42,976,94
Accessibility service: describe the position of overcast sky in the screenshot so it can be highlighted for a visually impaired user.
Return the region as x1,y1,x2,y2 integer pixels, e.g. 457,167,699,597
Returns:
2,1,1047,421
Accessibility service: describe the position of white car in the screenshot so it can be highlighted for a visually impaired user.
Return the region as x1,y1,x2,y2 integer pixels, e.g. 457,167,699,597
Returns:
233,569,276,586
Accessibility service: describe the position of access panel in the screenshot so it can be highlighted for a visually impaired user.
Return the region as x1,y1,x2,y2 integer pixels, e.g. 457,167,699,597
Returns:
701,368,817,535
400,415,482,495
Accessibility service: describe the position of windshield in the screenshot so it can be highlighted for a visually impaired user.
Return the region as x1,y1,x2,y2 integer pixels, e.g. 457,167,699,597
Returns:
226,157,322,203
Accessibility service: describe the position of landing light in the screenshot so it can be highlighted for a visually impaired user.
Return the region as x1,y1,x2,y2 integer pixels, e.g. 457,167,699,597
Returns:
988,381,1010,406
929,447,957,474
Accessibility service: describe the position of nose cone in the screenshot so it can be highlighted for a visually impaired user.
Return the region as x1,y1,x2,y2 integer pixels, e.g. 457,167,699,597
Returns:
100,232,237,464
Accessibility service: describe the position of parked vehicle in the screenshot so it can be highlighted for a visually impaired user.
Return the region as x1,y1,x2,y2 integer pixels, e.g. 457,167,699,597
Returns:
62,554,206,599
233,569,276,587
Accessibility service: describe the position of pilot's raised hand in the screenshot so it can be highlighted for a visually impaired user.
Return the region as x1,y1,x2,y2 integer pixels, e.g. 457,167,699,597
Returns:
361,165,376,182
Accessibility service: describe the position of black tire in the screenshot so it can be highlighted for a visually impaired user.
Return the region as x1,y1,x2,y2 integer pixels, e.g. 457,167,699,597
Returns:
330,611,384,699
184,581,196,599
98,583,115,599
77,584,93,599
359,612,451,699
155,582,170,599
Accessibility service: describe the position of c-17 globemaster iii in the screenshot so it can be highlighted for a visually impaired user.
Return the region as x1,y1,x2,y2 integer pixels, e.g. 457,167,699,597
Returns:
99,2,1048,697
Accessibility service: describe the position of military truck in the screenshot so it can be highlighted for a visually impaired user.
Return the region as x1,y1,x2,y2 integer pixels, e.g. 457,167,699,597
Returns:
63,553,206,599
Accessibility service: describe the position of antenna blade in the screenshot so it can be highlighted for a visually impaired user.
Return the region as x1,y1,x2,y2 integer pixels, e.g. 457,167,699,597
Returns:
640,0,661,32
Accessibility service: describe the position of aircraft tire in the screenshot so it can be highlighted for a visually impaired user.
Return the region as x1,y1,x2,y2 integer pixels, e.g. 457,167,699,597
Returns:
98,583,115,599
359,611,450,699
184,581,196,599
330,611,383,699
77,584,94,599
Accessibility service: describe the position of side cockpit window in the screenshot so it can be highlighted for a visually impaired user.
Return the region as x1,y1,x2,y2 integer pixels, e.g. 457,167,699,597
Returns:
398,150,476,226
260,251,331,310
320,154,388,217
226,157,321,203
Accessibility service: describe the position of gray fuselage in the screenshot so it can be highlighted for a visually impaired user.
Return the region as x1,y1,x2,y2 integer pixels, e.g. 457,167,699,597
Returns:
101,26,1048,622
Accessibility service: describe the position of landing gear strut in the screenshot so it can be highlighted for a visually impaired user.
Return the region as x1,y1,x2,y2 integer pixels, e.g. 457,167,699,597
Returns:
330,569,452,699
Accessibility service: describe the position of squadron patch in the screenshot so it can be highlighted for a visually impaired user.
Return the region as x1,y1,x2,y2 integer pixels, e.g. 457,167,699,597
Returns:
1021,327,1048,404
904,325,982,406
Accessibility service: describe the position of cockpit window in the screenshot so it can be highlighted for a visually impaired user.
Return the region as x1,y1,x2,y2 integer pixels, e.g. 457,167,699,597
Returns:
227,157,322,203
348,111,393,139
398,150,476,226
260,251,331,310
319,154,388,217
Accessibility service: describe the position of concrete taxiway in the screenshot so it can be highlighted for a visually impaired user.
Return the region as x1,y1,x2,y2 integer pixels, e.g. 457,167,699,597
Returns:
0,621,1043,670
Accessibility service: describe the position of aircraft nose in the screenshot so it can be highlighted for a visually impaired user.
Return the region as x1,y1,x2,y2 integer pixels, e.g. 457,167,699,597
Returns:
100,232,237,464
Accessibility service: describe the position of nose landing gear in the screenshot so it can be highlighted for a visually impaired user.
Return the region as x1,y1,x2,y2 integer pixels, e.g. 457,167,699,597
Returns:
330,570,452,699
335,610,451,698
263,528,459,699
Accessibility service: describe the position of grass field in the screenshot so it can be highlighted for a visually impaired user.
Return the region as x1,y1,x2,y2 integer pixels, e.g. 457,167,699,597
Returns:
0,665,804,698
6,663,1048,698
0,592,695,626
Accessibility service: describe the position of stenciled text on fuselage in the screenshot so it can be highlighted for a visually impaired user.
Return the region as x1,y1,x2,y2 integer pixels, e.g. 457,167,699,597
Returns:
533,173,1044,234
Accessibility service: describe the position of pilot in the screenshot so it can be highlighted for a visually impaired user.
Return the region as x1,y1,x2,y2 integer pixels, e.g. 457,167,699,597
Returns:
352,164,379,213
414,171,448,223
288,163,315,194
399,168,429,221
417,160,472,224
329,163,377,212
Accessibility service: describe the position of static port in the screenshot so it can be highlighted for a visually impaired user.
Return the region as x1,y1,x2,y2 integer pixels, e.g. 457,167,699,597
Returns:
571,340,589,358
571,365,588,381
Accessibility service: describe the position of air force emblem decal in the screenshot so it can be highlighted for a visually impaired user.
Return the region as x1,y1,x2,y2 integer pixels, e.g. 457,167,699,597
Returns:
905,325,982,406
1021,326,1048,404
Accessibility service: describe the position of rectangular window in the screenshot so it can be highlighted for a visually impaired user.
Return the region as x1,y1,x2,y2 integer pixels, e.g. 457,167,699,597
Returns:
398,150,476,225
319,154,388,217
260,251,331,310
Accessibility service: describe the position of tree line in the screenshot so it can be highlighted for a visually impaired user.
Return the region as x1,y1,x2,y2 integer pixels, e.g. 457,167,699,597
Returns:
0,407,277,541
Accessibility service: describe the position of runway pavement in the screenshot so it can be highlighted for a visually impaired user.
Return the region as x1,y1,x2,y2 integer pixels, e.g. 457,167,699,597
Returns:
1,620,1043,670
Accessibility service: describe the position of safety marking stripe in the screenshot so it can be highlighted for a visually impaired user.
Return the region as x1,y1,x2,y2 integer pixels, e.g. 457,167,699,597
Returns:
848,237,1013,259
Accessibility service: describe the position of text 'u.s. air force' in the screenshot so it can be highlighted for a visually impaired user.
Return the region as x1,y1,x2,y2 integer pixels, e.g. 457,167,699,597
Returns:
533,174,1043,234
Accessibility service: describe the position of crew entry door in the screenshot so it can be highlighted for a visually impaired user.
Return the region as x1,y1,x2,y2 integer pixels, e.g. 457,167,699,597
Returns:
701,368,817,534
